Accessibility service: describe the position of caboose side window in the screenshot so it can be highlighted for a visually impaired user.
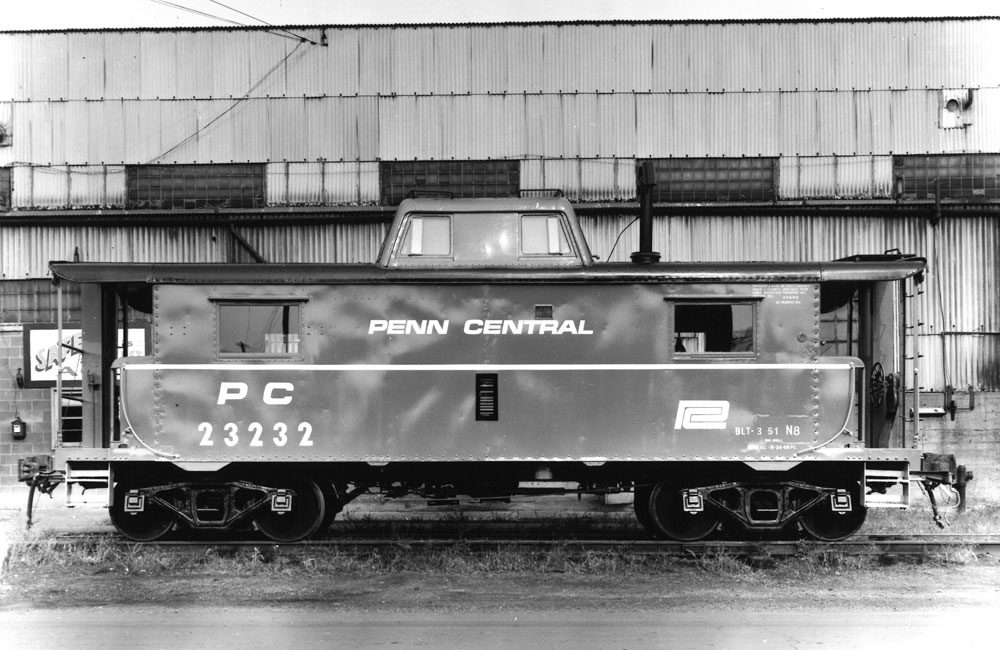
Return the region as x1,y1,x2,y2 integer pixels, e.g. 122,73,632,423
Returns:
673,303,755,355
521,215,571,256
217,303,301,357
401,216,452,257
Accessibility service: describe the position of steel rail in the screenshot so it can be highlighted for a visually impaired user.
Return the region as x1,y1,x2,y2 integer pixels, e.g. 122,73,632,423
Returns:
18,534,1000,558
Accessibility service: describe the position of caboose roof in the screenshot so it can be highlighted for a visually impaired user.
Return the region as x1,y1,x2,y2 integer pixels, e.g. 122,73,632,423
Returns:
49,258,926,285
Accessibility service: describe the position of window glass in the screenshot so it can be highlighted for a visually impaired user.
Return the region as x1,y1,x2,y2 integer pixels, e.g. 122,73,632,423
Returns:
402,216,452,256
218,304,300,355
521,215,570,255
674,303,754,354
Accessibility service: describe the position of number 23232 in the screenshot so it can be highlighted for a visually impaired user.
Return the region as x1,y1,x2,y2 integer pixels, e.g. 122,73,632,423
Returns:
198,422,314,447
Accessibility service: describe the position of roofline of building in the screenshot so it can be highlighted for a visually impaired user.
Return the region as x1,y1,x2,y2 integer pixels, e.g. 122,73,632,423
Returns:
3,16,999,35
1,200,997,227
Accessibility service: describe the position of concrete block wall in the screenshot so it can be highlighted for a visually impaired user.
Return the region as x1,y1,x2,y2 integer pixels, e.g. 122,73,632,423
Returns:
919,391,1000,503
0,325,56,505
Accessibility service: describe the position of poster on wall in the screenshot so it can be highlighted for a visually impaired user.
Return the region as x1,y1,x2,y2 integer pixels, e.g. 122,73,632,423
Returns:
21,324,148,388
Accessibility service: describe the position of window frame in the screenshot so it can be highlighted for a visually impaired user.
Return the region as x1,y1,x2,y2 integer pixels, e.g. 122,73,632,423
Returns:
213,298,306,360
399,214,454,259
669,298,760,359
519,213,574,258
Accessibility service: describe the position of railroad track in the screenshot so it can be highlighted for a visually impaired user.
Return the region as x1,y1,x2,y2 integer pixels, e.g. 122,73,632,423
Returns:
19,533,1000,557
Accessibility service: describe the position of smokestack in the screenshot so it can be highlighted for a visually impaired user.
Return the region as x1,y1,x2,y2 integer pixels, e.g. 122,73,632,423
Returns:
631,161,661,264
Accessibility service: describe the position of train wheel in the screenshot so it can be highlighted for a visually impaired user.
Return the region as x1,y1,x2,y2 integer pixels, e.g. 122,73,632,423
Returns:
647,481,720,542
799,504,867,541
632,484,657,536
317,480,344,532
109,480,175,542
253,476,326,543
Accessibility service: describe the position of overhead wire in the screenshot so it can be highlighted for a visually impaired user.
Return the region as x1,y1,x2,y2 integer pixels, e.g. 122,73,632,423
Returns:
205,0,322,44
146,0,318,43
147,39,306,163
146,0,247,28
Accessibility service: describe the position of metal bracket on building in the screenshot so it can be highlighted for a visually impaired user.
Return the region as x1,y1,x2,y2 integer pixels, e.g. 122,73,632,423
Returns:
228,223,267,263
918,384,975,420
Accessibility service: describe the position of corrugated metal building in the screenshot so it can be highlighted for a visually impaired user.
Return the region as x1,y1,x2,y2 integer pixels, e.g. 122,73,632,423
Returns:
1,18,999,498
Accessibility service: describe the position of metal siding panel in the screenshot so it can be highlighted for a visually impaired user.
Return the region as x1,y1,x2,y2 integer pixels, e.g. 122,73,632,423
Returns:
0,35,17,99
507,26,545,93
102,32,141,100
210,30,251,99
9,21,1000,101
1,226,223,278
65,33,104,100
14,102,49,164
377,95,413,160
323,162,359,203
104,165,126,207
356,96,379,161
579,158,620,202
432,27,471,93
247,33,290,98
29,33,68,100
358,161,380,203
599,94,635,158
520,159,543,190
468,26,502,94
539,160,579,200
357,28,393,96
138,32,177,99
265,162,288,205
67,166,102,207
11,166,34,208
238,223,387,263
266,161,320,204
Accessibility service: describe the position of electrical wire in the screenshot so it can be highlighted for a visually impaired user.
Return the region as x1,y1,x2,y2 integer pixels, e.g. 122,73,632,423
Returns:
205,0,321,44
147,39,305,163
146,0,247,28
603,216,638,262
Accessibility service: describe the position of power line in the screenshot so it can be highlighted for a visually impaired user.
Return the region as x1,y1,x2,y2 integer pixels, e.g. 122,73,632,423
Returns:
145,0,303,43
149,40,306,163
146,0,246,28
205,0,322,45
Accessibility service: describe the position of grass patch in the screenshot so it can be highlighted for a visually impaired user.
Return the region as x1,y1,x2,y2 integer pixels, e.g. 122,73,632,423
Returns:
862,502,1000,535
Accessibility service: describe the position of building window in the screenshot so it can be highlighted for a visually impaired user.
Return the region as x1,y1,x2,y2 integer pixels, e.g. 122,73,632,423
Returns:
894,154,1000,200
641,158,777,202
126,164,265,209
673,302,755,355
0,167,11,211
217,302,301,357
379,160,519,205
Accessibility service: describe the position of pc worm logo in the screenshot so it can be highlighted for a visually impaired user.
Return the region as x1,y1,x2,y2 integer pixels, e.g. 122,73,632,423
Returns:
674,400,730,430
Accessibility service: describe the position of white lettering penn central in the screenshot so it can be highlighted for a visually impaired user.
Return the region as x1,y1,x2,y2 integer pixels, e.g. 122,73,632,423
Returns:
674,400,730,430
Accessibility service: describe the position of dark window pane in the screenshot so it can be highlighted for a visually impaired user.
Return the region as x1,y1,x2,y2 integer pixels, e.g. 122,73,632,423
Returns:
0,167,11,211
126,164,265,209
640,158,777,202
675,303,755,353
379,160,519,205
894,154,1000,200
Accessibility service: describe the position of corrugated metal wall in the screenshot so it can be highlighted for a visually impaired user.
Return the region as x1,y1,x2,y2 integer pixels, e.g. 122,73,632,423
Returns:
6,89,1000,165
4,21,998,100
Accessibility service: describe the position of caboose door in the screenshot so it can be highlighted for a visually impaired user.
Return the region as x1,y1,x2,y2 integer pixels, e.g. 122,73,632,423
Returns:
860,279,907,449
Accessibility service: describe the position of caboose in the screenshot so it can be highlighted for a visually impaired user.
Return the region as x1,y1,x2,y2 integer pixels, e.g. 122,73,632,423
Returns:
26,192,959,542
